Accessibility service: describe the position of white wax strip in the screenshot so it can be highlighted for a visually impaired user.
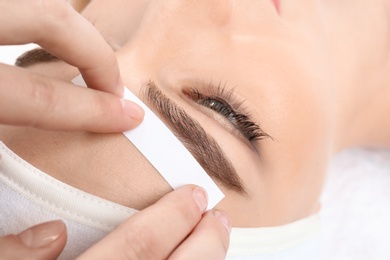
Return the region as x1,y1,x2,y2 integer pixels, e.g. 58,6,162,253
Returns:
72,75,224,209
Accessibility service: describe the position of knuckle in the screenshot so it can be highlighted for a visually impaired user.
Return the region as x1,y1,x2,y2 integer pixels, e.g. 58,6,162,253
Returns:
93,92,112,115
91,92,116,121
122,225,161,260
29,76,58,126
35,0,72,34
39,0,69,18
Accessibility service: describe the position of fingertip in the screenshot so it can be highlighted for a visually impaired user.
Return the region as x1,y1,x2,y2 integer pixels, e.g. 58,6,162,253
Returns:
19,220,66,249
192,187,208,212
206,210,231,235
0,220,69,260
120,99,145,121
80,68,124,98
168,208,231,259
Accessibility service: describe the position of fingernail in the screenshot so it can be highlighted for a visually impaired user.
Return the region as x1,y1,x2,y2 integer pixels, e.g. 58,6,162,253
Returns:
192,187,208,212
213,210,231,234
19,220,65,248
120,99,145,120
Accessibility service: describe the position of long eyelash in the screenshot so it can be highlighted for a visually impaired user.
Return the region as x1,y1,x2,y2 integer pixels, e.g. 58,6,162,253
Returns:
183,84,270,142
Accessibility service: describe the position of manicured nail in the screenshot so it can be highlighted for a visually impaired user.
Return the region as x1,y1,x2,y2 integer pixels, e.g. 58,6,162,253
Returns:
19,220,65,248
192,187,208,212
120,99,145,120
213,210,231,234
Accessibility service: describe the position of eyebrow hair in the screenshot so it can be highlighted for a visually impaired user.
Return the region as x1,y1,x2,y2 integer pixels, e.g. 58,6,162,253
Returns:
15,48,59,67
15,48,246,192
143,81,245,193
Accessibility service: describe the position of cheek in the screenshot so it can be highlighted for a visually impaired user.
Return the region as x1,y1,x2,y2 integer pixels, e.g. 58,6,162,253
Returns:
264,77,333,216
234,45,335,218
260,56,334,174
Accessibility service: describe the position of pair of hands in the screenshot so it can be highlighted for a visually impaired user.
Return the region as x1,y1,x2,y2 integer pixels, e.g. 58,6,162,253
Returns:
0,0,230,259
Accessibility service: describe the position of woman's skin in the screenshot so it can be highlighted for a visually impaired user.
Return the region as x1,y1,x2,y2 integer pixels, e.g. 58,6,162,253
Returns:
1,0,390,228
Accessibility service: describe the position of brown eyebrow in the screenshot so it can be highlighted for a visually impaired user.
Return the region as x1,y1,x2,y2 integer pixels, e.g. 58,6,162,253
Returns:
15,48,59,67
143,81,245,193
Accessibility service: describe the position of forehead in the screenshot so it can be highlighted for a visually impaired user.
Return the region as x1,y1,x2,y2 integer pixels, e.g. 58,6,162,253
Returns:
128,1,313,69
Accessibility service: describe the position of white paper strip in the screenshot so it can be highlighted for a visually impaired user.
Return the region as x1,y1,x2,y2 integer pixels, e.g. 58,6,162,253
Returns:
72,75,224,209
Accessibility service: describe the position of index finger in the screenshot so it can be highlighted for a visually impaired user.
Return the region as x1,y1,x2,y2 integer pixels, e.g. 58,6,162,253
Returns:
77,186,209,260
0,0,122,97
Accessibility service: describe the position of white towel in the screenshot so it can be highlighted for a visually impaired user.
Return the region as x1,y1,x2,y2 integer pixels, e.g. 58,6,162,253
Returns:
321,148,390,259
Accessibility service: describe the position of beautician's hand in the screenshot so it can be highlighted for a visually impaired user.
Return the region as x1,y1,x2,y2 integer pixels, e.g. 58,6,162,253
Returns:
0,186,230,259
0,0,144,132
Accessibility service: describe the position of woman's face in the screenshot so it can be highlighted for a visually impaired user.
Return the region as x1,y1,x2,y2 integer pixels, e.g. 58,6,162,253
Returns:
83,0,336,226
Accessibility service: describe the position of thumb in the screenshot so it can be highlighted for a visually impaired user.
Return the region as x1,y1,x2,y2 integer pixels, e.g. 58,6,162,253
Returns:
0,220,67,259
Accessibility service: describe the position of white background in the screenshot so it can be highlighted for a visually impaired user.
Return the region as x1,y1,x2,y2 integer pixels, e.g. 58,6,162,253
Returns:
0,44,37,65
